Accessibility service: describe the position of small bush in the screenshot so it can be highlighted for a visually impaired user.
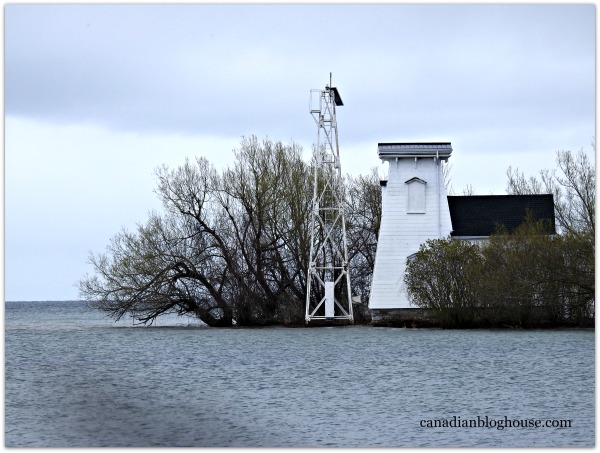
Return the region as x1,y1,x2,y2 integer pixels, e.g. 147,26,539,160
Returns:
404,238,483,328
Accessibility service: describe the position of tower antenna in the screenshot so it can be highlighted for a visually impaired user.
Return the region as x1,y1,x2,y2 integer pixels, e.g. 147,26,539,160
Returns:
305,77,354,325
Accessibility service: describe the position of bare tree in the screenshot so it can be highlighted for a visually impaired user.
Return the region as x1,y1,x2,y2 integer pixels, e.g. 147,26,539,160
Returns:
442,160,453,194
79,156,235,327
506,166,545,195
506,144,595,235
345,168,382,310
79,136,381,326
214,137,312,325
461,184,475,196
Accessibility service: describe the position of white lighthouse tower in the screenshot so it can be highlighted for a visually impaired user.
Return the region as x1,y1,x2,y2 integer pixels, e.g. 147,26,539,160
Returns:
369,143,453,314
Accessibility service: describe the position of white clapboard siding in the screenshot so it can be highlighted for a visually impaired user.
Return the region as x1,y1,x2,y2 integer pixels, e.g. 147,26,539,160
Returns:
369,145,453,309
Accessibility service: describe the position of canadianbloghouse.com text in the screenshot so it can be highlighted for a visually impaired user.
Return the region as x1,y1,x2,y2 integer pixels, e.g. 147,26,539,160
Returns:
420,416,572,431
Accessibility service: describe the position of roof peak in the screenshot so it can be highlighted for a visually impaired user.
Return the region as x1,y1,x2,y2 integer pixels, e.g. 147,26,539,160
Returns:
378,142,451,146
448,194,554,199
378,142,452,159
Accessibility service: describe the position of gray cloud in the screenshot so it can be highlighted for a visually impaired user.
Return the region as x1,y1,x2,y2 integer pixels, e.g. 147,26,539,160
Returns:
6,4,594,142
5,3,595,300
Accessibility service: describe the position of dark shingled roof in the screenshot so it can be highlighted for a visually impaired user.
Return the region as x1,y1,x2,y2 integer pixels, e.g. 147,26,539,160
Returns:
447,194,556,237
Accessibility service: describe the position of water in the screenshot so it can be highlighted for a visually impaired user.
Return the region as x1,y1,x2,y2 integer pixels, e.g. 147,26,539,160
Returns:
5,301,595,447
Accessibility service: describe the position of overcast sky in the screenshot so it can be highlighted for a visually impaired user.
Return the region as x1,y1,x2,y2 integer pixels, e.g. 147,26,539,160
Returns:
5,3,595,301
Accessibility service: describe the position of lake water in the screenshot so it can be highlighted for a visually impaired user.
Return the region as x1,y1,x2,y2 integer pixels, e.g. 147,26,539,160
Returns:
5,301,595,447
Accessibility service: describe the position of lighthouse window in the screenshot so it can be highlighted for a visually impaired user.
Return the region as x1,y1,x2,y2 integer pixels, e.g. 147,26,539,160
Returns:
406,178,426,213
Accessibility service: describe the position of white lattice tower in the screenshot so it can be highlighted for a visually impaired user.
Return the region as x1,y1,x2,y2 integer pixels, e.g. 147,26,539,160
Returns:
305,80,353,324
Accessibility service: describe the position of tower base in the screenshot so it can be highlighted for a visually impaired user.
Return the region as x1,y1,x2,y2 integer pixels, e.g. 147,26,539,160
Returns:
370,308,440,328
305,317,354,327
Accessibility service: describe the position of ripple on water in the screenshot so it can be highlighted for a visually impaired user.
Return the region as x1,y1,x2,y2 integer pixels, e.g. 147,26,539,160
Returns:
4,302,595,447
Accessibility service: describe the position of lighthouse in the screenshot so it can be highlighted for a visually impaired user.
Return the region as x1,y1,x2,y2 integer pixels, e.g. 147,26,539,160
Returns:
305,79,353,325
369,143,453,315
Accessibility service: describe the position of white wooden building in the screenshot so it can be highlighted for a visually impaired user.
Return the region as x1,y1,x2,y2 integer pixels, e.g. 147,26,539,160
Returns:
368,143,556,325
369,143,453,311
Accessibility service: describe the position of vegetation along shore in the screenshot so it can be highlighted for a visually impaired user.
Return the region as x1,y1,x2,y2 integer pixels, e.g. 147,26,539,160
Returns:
78,137,594,329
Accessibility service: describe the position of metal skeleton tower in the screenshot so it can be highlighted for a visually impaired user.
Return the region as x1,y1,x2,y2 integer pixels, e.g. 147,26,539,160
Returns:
305,78,353,324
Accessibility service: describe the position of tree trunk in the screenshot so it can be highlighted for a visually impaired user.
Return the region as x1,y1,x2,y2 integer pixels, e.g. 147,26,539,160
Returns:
196,306,233,327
